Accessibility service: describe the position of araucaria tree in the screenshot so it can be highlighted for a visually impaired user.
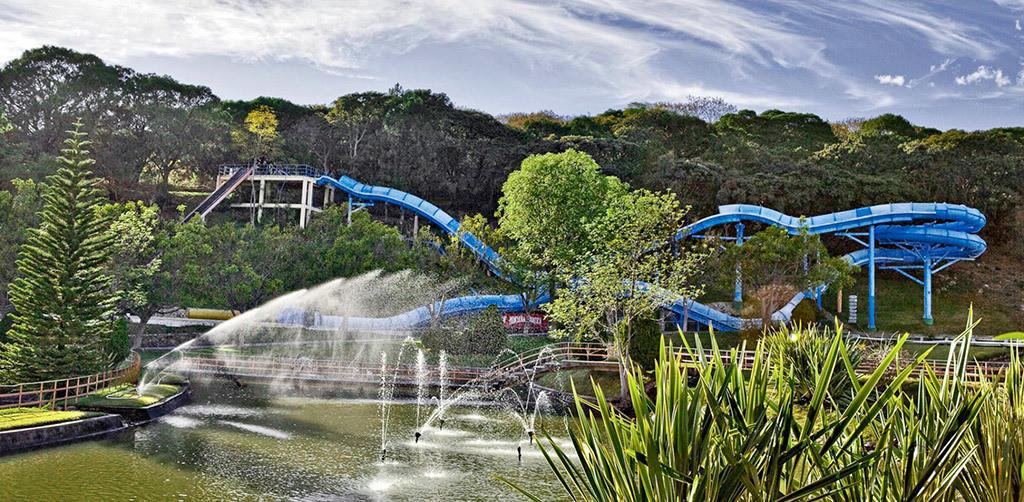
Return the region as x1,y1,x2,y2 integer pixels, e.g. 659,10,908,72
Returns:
0,121,118,382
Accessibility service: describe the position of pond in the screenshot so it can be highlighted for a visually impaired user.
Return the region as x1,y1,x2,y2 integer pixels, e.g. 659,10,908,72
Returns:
0,381,572,501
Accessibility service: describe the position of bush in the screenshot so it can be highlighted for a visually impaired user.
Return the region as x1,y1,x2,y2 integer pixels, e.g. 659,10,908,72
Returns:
789,297,820,325
421,306,508,356
628,318,661,371
760,323,865,405
106,318,131,367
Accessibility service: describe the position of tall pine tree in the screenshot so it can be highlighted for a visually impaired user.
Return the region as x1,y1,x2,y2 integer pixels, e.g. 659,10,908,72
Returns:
0,120,117,383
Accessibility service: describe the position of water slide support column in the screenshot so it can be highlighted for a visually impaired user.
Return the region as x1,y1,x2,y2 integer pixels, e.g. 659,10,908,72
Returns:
257,179,265,223
733,223,744,310
347,194,353,226
868,225,876,331
299,179,309,229
923,254,934,325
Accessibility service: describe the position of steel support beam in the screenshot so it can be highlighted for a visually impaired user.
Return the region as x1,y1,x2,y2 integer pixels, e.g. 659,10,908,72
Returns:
733,223,744,309
923,254,934,325
868,225,876,331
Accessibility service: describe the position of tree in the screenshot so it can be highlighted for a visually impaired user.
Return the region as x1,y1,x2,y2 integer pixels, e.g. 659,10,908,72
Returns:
669,95,738,123
720,225,855,328
546,188,706,401
0,121,118,382
160,220,293,313
326,92,388,162
0,179,43,318
232,105,281,162
127,75,227,205
99,201,166,348
497,150,626,273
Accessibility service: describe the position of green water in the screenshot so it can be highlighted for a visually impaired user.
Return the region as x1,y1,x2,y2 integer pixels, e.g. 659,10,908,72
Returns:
0,382,571,501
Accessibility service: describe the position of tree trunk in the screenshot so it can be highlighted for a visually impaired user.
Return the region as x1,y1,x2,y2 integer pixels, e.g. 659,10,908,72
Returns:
618,346,632,405
132,312,152,350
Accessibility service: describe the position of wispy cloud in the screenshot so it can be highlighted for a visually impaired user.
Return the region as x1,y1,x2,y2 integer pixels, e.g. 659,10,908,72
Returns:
875,74,906,86
906,58,954,88
955,65,1012,87
770,0,999,59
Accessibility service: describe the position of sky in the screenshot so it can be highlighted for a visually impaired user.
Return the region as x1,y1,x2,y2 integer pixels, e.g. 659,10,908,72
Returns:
1,0,1023,130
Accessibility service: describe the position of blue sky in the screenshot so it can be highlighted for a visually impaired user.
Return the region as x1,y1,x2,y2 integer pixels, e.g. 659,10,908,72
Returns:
1,0,1023,129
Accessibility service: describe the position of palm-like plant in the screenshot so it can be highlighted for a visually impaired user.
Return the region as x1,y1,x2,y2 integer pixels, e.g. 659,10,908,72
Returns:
509,313,1014,501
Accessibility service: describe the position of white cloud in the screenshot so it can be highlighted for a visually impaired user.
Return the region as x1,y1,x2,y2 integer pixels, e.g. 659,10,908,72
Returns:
0,0,849,107
771,0,999,59
1016,18,1022,30
955,65,1012,86
905,58,954,88
995,0,1024,10
874,74,906,86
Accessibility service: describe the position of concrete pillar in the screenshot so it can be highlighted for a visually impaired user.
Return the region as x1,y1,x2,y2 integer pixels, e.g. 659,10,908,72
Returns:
257,179,265,223
413,214,419,238
306,180,315,226
868,225,876,331
299,179,308,229
923,255,933,325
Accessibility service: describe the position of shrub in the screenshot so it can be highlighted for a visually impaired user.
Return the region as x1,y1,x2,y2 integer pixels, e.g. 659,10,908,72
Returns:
627,317,660,371
106,318,131,367
789,297,820,325
421,306,508,356
510,316,995,501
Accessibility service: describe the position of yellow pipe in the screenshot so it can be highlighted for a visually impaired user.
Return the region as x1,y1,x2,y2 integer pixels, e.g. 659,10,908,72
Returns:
186,308,239,321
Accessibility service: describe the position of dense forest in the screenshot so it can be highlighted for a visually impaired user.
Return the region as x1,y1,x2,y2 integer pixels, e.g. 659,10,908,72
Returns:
2,46,1023,331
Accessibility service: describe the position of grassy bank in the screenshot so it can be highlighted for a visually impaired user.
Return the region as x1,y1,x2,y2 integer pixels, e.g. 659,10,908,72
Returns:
75,384,182,409
0,408,100,432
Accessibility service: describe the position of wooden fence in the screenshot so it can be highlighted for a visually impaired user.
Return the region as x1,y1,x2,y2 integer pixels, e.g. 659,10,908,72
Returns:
0,354,141,410
179,341,1016,390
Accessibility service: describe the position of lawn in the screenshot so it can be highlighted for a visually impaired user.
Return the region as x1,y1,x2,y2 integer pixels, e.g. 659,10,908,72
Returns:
75,384,182,409
0,407,100,432
845,273,1023,337
535,368,621,397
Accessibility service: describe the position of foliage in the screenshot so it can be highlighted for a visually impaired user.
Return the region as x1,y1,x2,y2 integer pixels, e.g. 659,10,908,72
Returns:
0,122,118,383
789,297,820,325
0,179,43,315
106,317,131,367
497,149,626,273
232,105,282,162
545,185,706,400
511,316,1010,501
99,202,164,320
627,317,661,371
761,322,865,404
421,306,507,355
720,225,855,327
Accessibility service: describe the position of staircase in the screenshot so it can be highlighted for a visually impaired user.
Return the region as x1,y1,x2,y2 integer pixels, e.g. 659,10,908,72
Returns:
182,164,255,223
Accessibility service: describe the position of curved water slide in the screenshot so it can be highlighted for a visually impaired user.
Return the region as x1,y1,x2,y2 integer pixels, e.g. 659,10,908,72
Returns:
312,175,986,332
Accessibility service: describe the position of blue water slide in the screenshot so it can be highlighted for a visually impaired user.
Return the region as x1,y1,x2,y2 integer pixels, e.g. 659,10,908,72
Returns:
312,175,986,331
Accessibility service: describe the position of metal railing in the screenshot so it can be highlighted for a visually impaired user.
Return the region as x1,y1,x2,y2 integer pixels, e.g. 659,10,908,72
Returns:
0,354,141,410
218,164,326,178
